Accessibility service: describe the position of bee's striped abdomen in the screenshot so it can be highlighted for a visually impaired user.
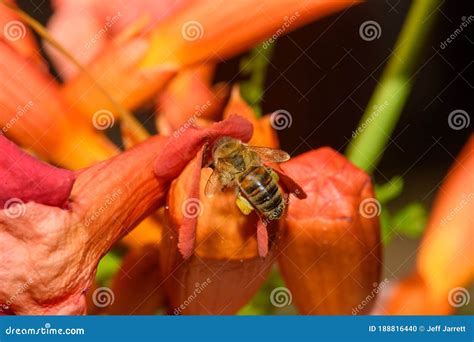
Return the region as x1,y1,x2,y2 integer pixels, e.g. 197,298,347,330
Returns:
239,165,284,220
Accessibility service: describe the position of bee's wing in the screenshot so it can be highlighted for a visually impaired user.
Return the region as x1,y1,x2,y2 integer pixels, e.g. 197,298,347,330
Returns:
246,145,291,163
204,168,222,197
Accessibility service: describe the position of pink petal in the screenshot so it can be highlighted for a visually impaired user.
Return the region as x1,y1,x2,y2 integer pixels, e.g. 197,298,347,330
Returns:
256,220,269,258
154,115,253,179
0,135,75,208
178,144,206,259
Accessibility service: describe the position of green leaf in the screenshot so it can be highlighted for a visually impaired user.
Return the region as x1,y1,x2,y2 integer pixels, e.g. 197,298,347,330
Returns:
96,251,122,287
375,176,404,204
239,41,275,117
392,202,428,239
380,209,394,245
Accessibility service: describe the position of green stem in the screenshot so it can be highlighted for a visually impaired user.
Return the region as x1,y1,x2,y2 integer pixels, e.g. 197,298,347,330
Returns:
346,0,441,173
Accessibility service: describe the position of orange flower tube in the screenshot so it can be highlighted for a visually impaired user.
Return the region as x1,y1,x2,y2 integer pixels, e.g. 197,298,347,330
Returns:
277,148,382,314
158,91,285,314
0,41,117,169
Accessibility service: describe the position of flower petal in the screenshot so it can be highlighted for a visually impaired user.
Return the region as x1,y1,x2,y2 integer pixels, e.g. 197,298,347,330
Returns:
0,135,75,208
156,65,229,135
162,163,276,314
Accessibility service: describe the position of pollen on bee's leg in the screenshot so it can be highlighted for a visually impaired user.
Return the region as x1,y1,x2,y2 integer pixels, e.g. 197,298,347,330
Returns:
235,194,254,215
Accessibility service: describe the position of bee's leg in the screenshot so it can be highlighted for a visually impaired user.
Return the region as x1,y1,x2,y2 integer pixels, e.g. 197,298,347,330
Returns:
236,193,255,215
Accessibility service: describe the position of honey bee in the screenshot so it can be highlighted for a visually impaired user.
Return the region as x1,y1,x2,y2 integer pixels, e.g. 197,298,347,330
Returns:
204,137,291,220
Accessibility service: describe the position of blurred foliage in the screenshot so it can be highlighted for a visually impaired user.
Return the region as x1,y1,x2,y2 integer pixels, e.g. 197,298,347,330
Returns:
376,176,428,244
375,176,404,203
96,251,122,287
239,41,275,117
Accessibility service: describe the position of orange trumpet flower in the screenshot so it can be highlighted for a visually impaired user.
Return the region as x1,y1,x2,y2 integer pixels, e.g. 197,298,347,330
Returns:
155,88,380,315
278,148,382,314
60,0,361,122
382,135,473,315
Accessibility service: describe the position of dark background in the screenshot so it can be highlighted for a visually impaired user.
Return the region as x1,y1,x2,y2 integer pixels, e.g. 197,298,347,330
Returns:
18,0,473,280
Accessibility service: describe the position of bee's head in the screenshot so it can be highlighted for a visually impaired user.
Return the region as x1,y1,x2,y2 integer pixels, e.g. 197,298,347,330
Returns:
212,137,242,160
